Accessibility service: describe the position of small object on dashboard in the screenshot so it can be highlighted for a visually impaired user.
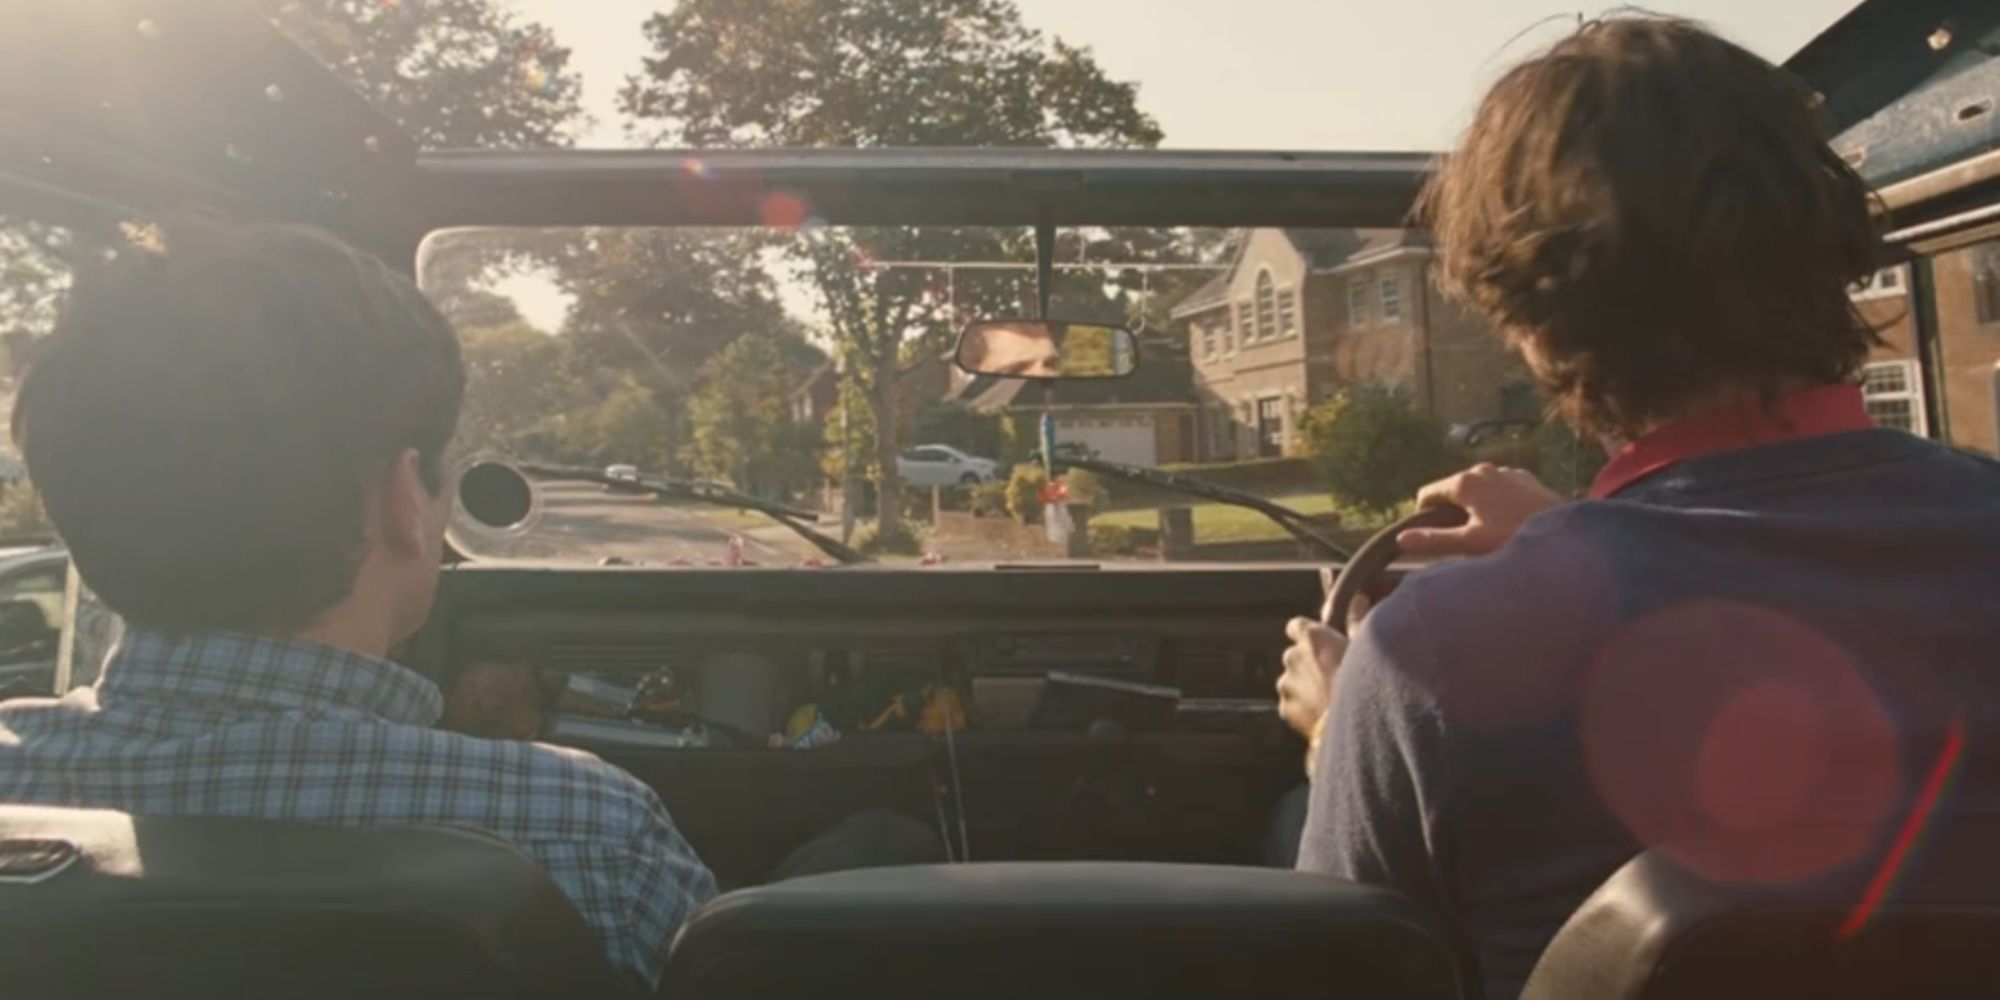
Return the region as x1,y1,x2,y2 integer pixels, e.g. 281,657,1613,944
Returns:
555,674,637,719
700,652,781,737
1032,671,1179,733
442,661,546,741
768,703,842,749
970,676,1042,730
917,685,968,736
627,666,689,722
546,714,711,749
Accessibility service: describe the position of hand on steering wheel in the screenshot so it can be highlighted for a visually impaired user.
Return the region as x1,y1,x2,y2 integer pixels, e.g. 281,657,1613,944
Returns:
1320,503,1469,636
1277,503,1468,748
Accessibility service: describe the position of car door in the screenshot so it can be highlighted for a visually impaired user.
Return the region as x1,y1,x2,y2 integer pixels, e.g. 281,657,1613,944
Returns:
899,447,952,486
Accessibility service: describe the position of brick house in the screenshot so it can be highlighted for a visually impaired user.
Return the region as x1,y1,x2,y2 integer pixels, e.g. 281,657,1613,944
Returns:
1851,240,2000,457
1169,229,1530,461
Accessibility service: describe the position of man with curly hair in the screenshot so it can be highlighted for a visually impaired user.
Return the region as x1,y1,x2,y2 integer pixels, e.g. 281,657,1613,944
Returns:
1278,15,2000,999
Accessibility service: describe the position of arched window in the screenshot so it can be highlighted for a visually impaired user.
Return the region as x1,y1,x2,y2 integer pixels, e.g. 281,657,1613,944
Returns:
1254,269,1277,339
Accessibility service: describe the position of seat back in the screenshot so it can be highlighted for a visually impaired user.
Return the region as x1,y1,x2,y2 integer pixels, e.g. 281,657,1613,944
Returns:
0,805,636,1000
1522,817,2000,1000
666,862,1463,1000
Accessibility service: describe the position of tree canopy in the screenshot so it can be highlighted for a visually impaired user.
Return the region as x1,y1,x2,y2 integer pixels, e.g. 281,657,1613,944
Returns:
254,0,587,149
621,0,1167,533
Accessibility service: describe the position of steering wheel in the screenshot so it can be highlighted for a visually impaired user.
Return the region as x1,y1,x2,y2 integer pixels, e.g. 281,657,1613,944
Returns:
1318,503,1468,636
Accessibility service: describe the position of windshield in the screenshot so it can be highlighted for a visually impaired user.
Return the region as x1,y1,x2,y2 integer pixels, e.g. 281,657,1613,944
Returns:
423,224,1603,566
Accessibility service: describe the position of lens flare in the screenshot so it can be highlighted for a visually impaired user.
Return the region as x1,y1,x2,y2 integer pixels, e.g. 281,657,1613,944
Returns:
1582,600,1899,885
1838,718,1967,939
518,61,557,96
759,191,810,230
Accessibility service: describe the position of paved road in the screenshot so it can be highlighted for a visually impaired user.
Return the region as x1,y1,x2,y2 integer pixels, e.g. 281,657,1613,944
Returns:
453,481,829,566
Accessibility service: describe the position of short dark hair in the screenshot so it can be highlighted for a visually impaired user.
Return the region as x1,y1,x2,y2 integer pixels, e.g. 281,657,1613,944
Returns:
1419,15,1883,439
13,216,463,633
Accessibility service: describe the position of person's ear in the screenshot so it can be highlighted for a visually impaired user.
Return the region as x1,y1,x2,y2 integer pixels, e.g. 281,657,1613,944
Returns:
380,448,430,558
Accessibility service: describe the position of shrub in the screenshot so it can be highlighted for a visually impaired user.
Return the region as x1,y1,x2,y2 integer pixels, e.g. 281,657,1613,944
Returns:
1300,382,1464,513
1061,468,1110,507
969,480,1009,518
1004,464,1049,524
855,523,924,556
1086,522,1145,556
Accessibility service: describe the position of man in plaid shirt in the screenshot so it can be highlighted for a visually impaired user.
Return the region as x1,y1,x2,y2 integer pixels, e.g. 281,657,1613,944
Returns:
0,218,715,989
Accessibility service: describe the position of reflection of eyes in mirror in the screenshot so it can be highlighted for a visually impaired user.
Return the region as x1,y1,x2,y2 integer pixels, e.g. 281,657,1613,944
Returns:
954,320,1137,380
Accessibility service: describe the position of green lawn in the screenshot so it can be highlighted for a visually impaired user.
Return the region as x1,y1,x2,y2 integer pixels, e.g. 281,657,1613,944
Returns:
1093,491,1350,545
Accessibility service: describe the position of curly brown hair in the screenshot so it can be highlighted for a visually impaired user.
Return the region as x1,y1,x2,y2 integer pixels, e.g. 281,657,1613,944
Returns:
1418,14,1883,440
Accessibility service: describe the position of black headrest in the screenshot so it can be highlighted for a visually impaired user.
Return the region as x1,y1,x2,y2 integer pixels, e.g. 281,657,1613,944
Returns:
666,862,1463,1000
0,805,637,1000
1522,818,2000,1000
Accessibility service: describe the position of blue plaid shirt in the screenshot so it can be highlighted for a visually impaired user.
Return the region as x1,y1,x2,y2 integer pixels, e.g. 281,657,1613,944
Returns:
0,629,717,987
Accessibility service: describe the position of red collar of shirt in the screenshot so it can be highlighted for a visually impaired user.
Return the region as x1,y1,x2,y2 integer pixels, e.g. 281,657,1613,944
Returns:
1588,384,1876,499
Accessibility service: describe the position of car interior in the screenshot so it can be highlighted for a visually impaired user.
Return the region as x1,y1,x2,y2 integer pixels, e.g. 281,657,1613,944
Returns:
4,0,2000,997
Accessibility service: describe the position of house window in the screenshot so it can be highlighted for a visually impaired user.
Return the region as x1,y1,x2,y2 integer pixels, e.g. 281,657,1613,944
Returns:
1254,269,1277,340
1862,360,1926,434
1977,246,2000,325
1347,276,1371,327
1236,300,1255,344
1277,288,1297,336
1200,321,1216,359
1380,274,1403,322
1850,266,1906,301
1256,397,1284,458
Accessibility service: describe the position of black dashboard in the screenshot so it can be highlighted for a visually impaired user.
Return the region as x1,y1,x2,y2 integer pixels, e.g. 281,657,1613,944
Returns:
409,564,1326,885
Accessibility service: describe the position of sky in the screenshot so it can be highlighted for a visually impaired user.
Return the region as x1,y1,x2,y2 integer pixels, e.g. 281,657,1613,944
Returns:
491,0,1861,330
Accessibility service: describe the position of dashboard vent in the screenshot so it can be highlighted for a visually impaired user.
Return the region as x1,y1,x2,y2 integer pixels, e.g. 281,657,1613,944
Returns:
544,636,687,677
1170,642,1256,697
851,641,943,674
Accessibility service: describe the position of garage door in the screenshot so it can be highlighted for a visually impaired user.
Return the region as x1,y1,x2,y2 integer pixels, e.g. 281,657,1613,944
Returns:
1057,417,1156,466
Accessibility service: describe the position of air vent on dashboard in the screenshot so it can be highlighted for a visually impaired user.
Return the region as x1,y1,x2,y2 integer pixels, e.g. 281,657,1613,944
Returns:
1168,641,1257,698
847,641,944,674
544,636,688,677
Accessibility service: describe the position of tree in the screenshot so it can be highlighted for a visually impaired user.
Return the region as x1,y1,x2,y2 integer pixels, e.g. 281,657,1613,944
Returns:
1300,382,1464,514
455,321,577,459
255,0,586,149
622,0,1164,538
561,381,676,471
685,331,822,497
0,223,79,340
550,228,791,387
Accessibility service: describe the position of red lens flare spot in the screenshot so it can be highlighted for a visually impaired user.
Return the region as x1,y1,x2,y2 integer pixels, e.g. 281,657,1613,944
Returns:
760,191,809,230
1582,600,1899,885
1694,679,1832,835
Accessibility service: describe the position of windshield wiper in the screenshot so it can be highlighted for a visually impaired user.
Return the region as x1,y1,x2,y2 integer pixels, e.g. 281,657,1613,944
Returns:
517,463,871,566
1050,455,1353,562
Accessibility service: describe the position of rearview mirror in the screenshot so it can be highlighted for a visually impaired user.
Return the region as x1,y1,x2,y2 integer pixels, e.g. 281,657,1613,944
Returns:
954,320,1138,380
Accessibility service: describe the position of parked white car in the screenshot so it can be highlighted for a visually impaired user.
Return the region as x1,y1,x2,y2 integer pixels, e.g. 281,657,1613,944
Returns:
897,444,1000,487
